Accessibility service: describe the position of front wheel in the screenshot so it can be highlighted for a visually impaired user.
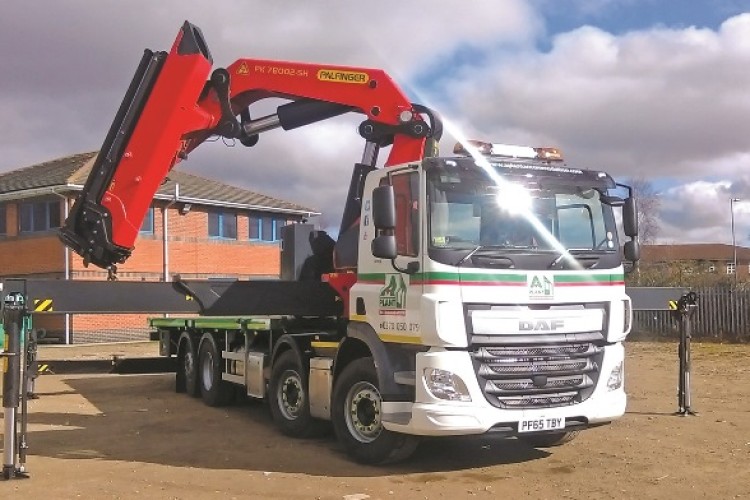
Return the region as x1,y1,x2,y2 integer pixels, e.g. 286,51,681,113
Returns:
519,430,579,448
331,357,419,464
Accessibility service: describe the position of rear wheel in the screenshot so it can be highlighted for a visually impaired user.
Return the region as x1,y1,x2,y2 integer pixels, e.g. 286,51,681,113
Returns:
176,332,199,397
332,357,419,464
519,431,579,448
269,350,325,437
198,333,234,407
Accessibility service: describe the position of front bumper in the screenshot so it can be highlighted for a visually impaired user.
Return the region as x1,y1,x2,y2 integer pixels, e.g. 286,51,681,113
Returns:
382,343,626,436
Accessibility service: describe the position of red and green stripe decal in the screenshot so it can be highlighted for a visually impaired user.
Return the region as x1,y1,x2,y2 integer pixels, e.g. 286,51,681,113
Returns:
357,272,624,286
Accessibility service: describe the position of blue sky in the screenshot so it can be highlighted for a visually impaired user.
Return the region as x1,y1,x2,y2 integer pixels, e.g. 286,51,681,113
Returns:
537,0,747,36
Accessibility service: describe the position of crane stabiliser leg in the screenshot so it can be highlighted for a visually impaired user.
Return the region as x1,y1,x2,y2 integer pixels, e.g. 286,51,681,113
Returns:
2,290,29,480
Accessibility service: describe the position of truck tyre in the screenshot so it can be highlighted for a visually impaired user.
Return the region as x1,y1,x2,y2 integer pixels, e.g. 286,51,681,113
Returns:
519,431,579,448
268,351,326,438
176,332,199,397
198,333,234,407
332,357,419,464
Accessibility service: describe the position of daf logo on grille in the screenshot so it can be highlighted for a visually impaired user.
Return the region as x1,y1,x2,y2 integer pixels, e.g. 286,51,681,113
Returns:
519,319,564,331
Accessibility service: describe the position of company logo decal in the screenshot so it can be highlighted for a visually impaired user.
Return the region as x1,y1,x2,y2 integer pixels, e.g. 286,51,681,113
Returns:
237,62,250,75
379,274,407,316
528,273,554,300
519,319,564,331
317,69,369,84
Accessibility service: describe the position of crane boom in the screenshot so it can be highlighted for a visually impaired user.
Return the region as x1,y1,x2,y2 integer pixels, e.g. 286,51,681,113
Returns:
60,21,440,270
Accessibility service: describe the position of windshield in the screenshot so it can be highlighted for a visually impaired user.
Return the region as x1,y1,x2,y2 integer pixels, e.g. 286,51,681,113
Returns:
427,164,621,269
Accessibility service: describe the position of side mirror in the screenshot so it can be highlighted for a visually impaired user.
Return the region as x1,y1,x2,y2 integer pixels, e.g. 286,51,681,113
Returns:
371,185,397,260
372,185,395,230
372,235,397,260
623,197,638,237
624,240,640,262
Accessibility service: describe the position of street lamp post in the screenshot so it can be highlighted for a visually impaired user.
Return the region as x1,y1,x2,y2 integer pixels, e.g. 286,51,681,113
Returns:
730,198,740,339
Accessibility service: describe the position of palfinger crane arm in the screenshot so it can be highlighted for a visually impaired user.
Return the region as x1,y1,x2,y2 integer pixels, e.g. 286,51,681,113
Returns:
60,21,441,271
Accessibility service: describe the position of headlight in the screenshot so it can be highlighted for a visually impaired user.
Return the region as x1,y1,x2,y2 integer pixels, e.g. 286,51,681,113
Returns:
607,361,624,391
424,368,472,402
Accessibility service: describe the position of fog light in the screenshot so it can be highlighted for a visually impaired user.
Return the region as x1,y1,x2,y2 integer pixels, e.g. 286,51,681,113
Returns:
424,368,472,402
607,361,624,391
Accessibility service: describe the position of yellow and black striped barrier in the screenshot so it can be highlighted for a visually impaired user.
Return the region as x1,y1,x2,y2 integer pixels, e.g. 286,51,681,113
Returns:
32,299,53,312
37,364,53,375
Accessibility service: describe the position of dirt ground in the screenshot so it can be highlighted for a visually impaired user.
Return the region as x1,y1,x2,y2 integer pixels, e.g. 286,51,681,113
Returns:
2,341,749,499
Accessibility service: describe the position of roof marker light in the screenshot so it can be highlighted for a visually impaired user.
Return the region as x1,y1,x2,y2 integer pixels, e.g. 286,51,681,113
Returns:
453,140,564,162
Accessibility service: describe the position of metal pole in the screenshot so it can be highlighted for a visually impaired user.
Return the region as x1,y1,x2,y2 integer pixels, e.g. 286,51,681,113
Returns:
163,184,179,283
675,292,698,417
2,294,24,479
18,328,38,474
731,198,739,339
683,310,693,412
677,315,685,412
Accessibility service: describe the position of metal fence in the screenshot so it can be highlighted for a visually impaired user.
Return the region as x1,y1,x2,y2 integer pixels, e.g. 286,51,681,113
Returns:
632,286,750,341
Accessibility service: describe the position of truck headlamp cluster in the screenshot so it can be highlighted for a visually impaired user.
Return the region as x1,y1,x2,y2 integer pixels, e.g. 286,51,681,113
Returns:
607,361,624,391
424,368,472,402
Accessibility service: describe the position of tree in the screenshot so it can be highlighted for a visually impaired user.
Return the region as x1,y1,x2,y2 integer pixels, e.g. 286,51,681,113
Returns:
625,176,661,245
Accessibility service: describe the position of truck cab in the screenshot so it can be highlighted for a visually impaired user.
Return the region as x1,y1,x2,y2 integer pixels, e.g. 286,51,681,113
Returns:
351,141,637,439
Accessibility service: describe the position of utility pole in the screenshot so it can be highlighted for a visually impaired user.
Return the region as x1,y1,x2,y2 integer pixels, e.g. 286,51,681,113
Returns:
730,198,740,339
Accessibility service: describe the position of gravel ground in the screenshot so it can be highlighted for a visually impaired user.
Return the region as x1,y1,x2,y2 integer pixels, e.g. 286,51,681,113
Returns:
1,341,749,499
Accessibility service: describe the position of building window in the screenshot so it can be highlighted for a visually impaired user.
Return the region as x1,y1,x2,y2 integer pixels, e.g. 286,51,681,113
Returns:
208,211,237,239
19,200,60,233
726,262,736,275
140,207,154,234
0,204,6,235
708,264,716,273
250,214,286,242
249,215,261,240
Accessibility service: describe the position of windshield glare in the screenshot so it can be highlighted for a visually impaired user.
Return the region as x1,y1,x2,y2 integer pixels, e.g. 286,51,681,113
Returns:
428,172,617,253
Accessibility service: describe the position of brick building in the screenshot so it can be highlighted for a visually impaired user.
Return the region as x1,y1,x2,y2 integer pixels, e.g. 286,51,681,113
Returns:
642,244,750,277
0,152,317,343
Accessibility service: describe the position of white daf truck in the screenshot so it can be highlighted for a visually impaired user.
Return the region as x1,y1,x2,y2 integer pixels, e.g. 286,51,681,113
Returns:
60,22,640,464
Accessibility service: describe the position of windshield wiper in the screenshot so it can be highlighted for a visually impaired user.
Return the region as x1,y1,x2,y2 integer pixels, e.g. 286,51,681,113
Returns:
548,251,601,269
457,245,482,266
456,245,525,267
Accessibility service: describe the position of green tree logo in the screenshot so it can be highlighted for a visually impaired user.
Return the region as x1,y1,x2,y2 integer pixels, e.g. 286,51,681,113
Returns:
379,274,407,309
528,274,554,299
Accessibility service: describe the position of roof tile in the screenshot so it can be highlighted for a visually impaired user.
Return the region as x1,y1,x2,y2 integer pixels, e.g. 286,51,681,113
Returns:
0,152,316,215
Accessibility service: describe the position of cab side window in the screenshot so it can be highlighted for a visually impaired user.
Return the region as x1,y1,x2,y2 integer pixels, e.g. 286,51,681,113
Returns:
391,172,420,257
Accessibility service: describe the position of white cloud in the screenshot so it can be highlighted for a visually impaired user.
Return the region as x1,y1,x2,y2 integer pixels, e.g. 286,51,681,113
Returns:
657,179,750,245
421,12,750,245
3,2,750,247
0,0,539,234
433,13,750,181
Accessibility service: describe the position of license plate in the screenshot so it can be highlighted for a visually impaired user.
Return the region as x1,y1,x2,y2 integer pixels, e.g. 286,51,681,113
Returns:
518,417,565,433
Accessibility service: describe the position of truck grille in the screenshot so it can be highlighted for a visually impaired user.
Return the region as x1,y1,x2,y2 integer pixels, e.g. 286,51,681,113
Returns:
471,342,603,409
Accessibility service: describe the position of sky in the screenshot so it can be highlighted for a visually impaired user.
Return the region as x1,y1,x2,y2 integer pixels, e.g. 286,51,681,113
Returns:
1,0,750,245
